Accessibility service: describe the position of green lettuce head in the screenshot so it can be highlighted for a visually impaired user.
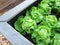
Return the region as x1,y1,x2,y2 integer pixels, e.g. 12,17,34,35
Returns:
14,16,26,35
41,15,58,28
53,0,60,12
31,6,43,23
52,33,60,45
32,25,51,44
38,2,52,15
22,16,37,34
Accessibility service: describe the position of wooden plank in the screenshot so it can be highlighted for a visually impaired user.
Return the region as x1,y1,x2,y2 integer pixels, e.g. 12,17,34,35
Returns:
0,0,16,10
0,34,12,45
0,0,24,16
0,0,37,21
0,22,34,45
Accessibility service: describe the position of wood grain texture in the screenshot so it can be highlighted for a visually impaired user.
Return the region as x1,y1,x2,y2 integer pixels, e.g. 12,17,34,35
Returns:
0,0,24,16
0,34,12,45
0,0,37,22
0,0,16,10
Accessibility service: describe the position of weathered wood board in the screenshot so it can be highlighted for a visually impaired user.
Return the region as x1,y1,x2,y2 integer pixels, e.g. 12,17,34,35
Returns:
0,22,34,45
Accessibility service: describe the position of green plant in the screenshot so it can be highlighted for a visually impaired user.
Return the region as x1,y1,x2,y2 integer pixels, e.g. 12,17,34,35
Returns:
22,16,37,34
14,0,60,45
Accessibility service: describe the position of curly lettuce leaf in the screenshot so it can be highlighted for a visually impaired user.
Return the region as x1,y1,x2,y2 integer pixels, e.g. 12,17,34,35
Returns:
53,0,60,12
31,6,43,23
32,25,51,44
52,33,60,45
53,18,60,31
41,15,58,28
14,16,26,35
22,16,37,34
38,1,52,15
